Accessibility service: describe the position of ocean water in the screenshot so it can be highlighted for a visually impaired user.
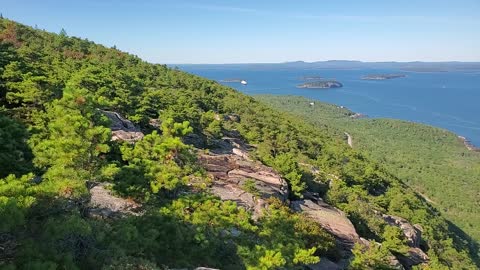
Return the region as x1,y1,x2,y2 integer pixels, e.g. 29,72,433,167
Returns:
179,65,480,146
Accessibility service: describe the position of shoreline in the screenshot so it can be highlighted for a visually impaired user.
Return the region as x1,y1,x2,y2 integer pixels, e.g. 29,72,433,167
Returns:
253,93,480,152
256,93,480,151
457,136,480,152
329,102,480,152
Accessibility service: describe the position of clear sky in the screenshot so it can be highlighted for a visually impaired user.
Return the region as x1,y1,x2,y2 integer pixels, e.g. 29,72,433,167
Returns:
1,0,479,63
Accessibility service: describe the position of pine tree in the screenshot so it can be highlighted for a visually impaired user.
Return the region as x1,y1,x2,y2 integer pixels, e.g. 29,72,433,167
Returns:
59,28,67,36
30,87,110,187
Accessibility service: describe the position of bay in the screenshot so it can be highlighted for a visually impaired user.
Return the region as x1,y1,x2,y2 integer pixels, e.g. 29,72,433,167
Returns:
178,64,480,146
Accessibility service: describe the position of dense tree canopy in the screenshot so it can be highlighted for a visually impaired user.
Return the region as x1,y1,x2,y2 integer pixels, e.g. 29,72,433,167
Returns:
0,18,478,269
257,95,480,250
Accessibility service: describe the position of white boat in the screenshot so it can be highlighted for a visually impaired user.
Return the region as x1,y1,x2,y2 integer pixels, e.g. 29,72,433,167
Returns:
240,80,247,85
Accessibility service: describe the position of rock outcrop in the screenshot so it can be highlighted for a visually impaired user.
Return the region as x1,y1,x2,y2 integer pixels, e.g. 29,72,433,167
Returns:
396,248,429,269
199,136,288,219
223,114,241,123
200,134,360,269
149,118,161,128
102,110,144,142
307,258,343,270
198,133,430,270
396,247,429,269
458,136,480,151
291,199,360,250
381,214,423,247
388,256,405,270
380,213,429,268
86,182,142,219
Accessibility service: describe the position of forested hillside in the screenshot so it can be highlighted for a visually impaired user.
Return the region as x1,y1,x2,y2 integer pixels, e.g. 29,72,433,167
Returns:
0,18,478,269
256,95,480,244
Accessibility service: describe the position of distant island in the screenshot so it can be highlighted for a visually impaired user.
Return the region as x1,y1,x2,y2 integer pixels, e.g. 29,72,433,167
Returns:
300,75,323,80
297,80,343,89
361,74,406,80
219,78,243,82
219,78,248,85
400,68,449,73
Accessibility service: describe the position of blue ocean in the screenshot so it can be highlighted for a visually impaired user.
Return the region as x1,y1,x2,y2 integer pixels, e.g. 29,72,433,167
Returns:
179,64,480,146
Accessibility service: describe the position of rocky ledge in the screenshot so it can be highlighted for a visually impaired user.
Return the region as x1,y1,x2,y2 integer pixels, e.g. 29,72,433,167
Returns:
197,132,429,269
379,213,429,268
458,136,480,151
291,199,360,250
198,135,289,219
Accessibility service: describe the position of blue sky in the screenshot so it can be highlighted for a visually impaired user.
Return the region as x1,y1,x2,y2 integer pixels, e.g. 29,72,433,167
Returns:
1,0,479,63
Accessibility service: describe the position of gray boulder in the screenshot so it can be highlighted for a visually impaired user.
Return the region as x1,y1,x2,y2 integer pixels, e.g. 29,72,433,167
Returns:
86,182,142,219
291,199,359,250
101,110,144,142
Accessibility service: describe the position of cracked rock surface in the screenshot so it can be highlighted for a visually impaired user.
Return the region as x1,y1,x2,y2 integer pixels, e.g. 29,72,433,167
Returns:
198,136,288,219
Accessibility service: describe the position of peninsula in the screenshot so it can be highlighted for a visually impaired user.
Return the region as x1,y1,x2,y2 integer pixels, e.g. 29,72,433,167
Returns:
297,80,343,89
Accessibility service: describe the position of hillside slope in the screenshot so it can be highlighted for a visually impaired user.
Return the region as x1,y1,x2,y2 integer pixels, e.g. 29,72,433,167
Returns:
256,95,480,253
0,19,478,269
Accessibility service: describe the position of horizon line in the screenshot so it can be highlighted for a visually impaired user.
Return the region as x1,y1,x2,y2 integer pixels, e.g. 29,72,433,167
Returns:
166,60,480,65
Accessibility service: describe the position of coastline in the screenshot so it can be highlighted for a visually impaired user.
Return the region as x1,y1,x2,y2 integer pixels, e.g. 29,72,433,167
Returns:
458,136,480,151
181,66,480,150
342,105,480,151
317,99,480,152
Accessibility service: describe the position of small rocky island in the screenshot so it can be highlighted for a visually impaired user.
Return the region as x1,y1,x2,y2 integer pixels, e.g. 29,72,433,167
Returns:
361,74,406,80
297,80,343,89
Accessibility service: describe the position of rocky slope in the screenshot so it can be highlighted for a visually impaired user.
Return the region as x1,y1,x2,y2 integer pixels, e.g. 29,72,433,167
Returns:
84,110,430,269
198,134,289,219
197,131,429,269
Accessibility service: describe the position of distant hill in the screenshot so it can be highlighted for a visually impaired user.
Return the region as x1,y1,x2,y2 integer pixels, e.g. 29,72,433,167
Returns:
179,60,480,72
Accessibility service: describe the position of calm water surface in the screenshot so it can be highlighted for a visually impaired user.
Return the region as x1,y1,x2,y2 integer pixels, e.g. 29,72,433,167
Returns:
179,65,480,146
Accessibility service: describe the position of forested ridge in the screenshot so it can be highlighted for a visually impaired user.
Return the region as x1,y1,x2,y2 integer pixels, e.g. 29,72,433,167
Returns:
255,96,480,246
0,18,478,269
